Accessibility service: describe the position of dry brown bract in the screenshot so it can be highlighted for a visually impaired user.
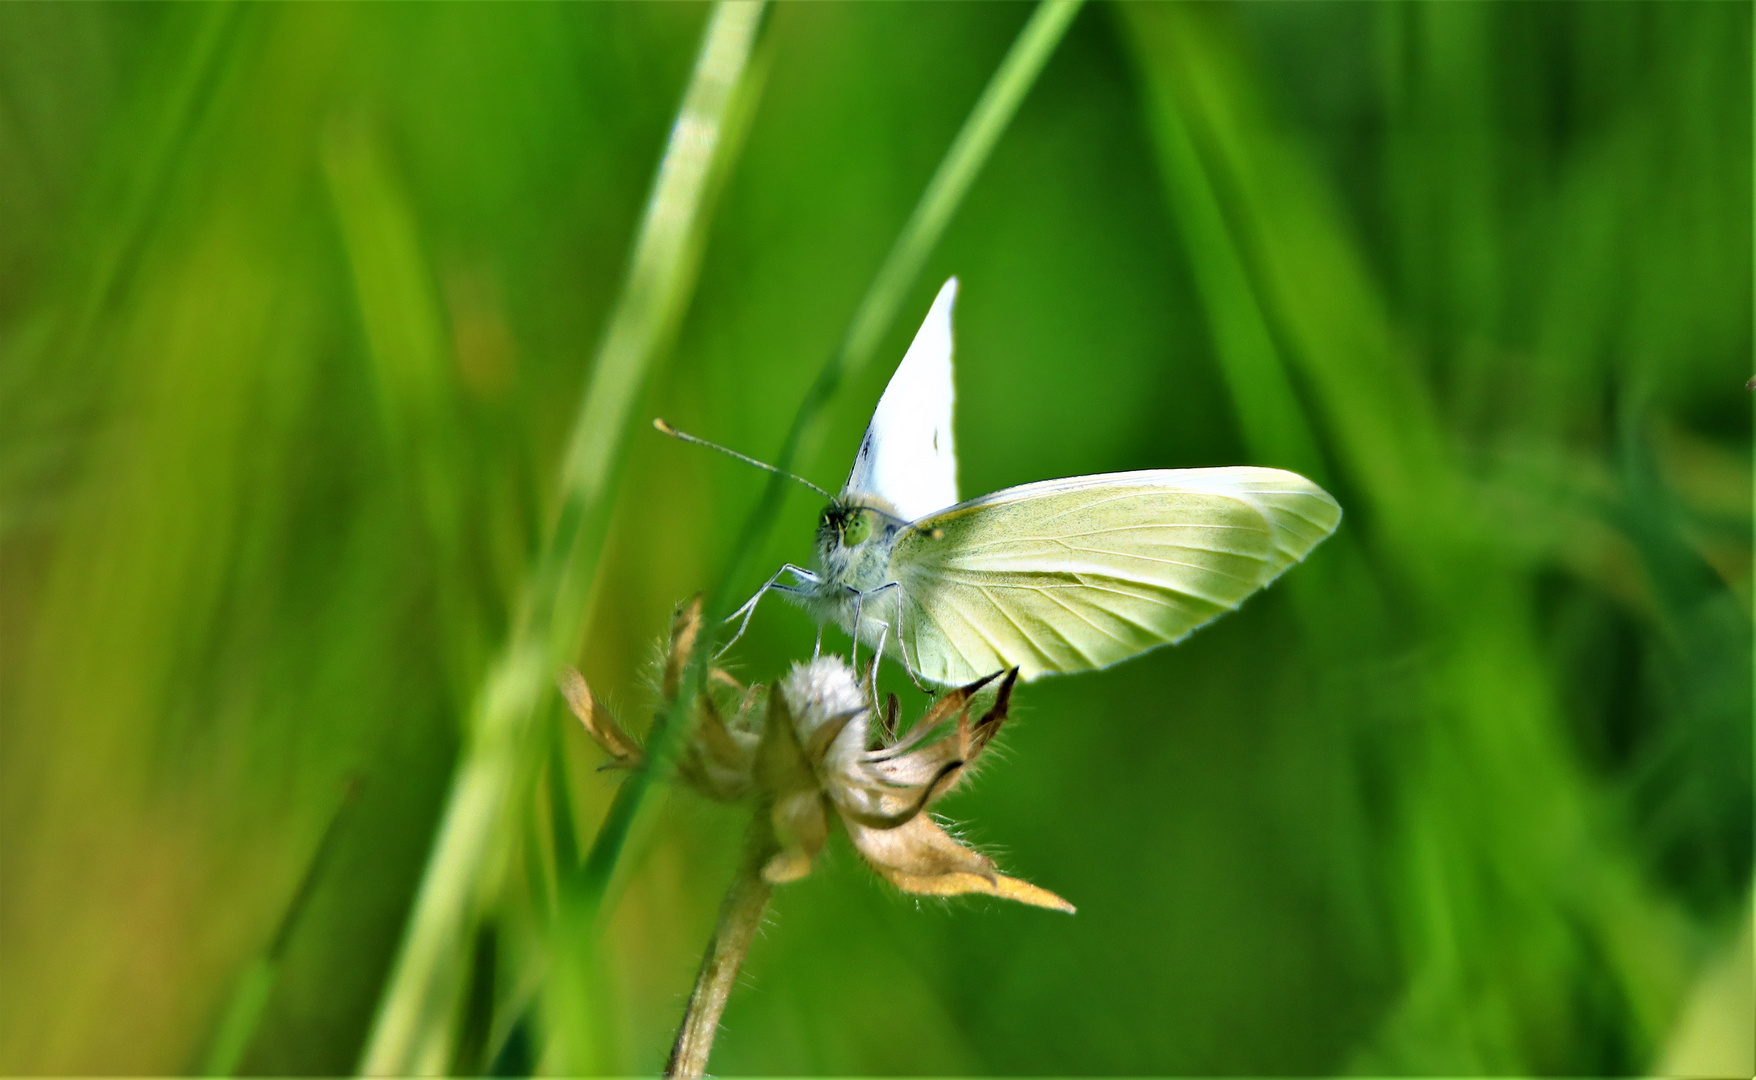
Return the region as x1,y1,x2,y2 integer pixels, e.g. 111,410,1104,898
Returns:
561,597,1073,914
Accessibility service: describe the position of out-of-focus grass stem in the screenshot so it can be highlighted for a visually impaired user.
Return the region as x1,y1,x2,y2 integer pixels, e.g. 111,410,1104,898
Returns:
199,778,362,1076
1124,5,1697,1064
356,5,767,1074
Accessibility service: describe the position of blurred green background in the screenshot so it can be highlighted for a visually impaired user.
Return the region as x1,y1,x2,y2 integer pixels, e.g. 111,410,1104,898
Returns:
2,2,1751,1075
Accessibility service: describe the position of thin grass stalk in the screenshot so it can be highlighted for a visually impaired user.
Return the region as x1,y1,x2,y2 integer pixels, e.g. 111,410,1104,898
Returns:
568,0,1086,930
69,3,244,344
357,5,767,1073
200,779,363,1076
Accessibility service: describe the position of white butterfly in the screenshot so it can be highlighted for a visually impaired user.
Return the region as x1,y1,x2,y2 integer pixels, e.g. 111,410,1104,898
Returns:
721,277,1341,687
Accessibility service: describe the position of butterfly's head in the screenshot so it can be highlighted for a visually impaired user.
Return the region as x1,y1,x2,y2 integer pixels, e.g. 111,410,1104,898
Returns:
814,500,905,589
816,503,878,552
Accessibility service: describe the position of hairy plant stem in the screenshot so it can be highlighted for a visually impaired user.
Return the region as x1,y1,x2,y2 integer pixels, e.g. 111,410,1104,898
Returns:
663,813,779,1080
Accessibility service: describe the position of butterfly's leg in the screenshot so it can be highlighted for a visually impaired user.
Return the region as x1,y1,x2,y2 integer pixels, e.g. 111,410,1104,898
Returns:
813,625,823,660
867,622,889,699
895,624,928,693
848,588,865,670
718,564,818,658
857,582,925,692
880,583,930,692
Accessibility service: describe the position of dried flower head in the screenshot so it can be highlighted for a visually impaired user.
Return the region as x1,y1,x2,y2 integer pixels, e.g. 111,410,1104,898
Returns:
760,656,1073,912
561,596,1072,913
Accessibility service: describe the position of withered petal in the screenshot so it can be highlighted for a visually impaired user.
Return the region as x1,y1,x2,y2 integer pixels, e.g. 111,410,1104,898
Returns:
834,757,961,829
866,711,957,763
865,734,963,788
770,789,828,863
694,693,756,772
801,708,863,766
879,868,1076,914
755,685,815,793
836,778,921,821
559,668,642,764
844,812,995,882
761,848,814,884
676,752,751,802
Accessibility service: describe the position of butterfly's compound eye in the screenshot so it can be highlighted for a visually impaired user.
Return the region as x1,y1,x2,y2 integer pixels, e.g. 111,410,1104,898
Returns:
842,510,872,547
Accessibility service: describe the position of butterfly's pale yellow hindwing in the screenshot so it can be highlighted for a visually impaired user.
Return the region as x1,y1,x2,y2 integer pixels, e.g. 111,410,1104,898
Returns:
887,468,1340,684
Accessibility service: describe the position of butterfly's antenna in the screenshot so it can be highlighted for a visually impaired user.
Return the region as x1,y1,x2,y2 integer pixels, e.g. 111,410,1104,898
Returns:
653,418,834,500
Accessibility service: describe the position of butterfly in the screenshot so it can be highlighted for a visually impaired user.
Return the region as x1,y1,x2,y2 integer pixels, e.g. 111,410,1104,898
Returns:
681,277,1341,688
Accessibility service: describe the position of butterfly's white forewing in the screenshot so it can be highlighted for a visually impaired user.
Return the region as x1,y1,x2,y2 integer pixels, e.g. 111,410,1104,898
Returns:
885,467,1341,684
842,278,959,522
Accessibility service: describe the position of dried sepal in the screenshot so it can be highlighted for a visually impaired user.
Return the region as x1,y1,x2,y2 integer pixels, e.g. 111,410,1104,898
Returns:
663,594,705,700
843,801,1073,913
757,685,830,883
560,667,642,767
968,667,1016,755
708,668,749,697
833,760,959,830
765,788,828,883
883,865,1076,913
876,693,900,747
677,691,757,801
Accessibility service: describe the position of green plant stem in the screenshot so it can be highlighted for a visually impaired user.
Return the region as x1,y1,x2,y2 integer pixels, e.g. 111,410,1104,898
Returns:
356,5,767,1074
570,0,1085,929
663,813,778,1080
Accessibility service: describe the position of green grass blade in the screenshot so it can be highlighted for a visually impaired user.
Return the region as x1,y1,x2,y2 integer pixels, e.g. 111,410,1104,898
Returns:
355,6,768,1073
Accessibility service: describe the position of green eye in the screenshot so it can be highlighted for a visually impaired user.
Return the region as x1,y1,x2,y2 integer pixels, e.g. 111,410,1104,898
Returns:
841,510,872,546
